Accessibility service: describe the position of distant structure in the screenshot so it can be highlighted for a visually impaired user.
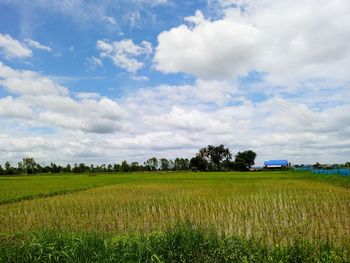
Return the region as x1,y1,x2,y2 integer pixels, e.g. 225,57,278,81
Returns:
264,160,289,169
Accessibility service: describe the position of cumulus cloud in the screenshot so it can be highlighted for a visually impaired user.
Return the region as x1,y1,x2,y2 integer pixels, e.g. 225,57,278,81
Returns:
0,34,33,59
0,96,33,119
0,63,126,134
97,39,153,73
1,1,350,165
0,62,68,96
154,10,262,78
154,1,350,86
1,74,350,164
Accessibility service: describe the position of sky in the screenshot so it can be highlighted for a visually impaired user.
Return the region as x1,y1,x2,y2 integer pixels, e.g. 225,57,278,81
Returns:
0,0,350,166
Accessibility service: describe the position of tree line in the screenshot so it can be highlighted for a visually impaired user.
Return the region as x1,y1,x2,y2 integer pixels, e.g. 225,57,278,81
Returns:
0,145,256,175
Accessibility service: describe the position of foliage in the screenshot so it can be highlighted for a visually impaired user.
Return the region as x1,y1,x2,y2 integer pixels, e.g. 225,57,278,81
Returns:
197,144,232,171
189,155,208,171
233,150,257,171
0,145,257,175
0,224,348,262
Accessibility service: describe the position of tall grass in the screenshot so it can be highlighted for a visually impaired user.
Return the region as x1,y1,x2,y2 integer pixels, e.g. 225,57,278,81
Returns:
0,223,348,262
1,172,349,247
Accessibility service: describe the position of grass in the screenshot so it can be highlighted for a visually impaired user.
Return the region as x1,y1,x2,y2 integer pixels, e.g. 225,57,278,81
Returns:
0,173,138,205
0,223,348,262
0,171,349,262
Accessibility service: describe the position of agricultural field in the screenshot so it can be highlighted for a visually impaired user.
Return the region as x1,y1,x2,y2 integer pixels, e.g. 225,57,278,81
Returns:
0,171,349,262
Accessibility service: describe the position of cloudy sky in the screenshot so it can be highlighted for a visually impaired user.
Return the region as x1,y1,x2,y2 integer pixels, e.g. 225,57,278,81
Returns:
1,0,350,166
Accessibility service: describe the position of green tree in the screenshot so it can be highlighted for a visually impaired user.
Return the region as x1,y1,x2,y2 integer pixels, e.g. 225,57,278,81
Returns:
198,145,232,171
174,158,189,171
144,157,158,171
23,158,37,174
160,158,170,171
130,162,140,172
121,160,129,172
189,155,208,171
234,150,257,171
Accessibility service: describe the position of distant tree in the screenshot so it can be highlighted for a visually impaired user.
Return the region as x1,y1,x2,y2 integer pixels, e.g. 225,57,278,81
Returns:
65,164,72,173
79,163,88,173
113,164,121,172
51,162,61,173
233,150,257,171
17,161,24,174
160,158,170,171
23,158,37,174
130,162,140,172
198,145,232,171
121,160,129,172
4,161,11,172
144,157,158,171
174,158,189,171
189,155,208,171
73,163,79,173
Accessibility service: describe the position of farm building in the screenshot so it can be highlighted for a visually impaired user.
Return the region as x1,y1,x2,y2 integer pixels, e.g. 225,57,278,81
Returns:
264,160,290,169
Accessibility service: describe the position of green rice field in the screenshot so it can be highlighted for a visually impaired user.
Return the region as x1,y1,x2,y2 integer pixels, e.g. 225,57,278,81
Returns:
0,171,349,262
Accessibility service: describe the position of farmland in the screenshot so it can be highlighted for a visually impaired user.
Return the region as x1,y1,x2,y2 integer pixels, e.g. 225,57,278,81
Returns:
0,171,349,262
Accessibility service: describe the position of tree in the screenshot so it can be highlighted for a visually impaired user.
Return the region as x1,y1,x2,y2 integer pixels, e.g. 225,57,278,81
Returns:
189,155,208,171
198,145,232,171
121,160,129,172
160,158,170,171
23,158,37,174
113,164,121,172
65,164,72,173
144,157,158,171
234,150,257,171
174,158,189,171
130,162,140,172
17,161,24,174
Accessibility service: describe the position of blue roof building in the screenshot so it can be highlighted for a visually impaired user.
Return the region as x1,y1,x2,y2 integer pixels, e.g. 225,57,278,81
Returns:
264,160,289,168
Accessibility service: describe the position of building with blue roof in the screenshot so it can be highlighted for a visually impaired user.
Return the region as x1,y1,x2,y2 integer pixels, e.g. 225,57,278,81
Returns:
264,160,290,168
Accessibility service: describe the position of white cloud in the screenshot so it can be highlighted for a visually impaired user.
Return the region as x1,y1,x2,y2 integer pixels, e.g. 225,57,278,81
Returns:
1,74,350,164
24,39,52,52
0,34,33,59
154,10,262,78
97,39,153,73
0,96,33,119
76,92,101,100
0,62,68,96
154,1,350,86
0,63,127,134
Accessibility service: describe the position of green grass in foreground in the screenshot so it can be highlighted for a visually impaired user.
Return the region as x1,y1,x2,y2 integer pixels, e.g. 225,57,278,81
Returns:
1,171,349,262
0,223,348,263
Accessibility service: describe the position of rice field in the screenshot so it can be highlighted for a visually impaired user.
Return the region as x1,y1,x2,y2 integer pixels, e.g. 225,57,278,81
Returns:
1,171,349,248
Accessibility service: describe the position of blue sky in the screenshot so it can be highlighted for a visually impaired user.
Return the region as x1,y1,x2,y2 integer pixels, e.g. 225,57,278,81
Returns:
1,0,350,165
